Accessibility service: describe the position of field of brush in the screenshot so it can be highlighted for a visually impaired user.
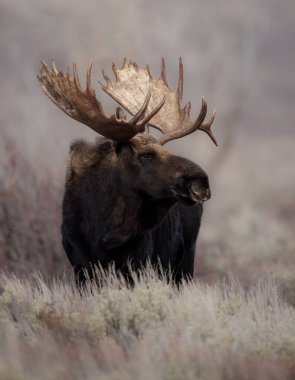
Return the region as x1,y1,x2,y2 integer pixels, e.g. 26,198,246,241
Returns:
1,270,295,380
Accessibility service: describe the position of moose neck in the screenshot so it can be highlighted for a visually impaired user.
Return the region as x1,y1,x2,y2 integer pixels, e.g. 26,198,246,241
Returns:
100,187,176,250
139,195,176,231
102,189,175,234
102,195,176,250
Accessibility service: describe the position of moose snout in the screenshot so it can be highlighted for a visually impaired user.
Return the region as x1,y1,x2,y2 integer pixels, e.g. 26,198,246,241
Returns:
190,181,211,202
172,168,211,205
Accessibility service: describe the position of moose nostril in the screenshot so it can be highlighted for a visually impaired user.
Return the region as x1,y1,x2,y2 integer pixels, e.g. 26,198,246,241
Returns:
190,181,211,202
205,188,211,200
190,183,201,198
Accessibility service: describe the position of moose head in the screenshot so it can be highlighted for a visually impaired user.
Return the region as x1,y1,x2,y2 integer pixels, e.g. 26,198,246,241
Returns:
38,58,217,208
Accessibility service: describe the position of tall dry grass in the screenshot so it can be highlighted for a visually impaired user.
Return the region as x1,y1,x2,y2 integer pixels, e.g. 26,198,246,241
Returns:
0,268,295,380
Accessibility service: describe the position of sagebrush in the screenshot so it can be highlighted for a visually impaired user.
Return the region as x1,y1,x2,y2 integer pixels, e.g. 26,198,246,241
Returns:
0,269,295,380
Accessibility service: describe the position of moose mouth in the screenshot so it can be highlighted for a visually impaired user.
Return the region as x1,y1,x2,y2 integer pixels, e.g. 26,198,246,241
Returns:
171,185,211,205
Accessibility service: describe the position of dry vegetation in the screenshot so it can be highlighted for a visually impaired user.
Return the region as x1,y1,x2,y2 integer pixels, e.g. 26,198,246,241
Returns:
0,134,65,275
1,269,295,380
0,0,295,378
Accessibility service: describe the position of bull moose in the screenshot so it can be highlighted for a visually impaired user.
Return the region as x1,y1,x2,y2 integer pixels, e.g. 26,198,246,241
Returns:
38,58,217,287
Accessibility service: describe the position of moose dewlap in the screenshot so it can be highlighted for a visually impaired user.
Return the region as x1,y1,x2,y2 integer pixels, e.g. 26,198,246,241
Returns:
38,58,217,287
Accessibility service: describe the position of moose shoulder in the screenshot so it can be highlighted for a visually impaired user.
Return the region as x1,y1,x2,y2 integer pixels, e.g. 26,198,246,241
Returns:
38,58,217,286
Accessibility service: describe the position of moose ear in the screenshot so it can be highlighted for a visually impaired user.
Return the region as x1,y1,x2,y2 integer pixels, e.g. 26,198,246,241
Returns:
114,143,124,155
114,142,134,156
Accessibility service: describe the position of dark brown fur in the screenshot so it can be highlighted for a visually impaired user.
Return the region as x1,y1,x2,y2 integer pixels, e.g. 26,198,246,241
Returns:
62,135,210,287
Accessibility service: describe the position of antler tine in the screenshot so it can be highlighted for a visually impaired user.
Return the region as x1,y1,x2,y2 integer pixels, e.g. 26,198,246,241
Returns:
198,110,218,146
177,57,183,103
129,90,166,130
102,69,111,85
66,65,71,79
138,96,166,127
146,64,152,79
157,97,207,146
86,61,93,93
161,57,169,87
129,89,151,125
192,96,208,129
73,63,82,90
51,60,58,74
112,63,119,81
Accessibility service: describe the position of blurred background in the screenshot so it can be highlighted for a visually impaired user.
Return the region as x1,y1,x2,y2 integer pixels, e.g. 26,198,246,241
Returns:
0,0,294,289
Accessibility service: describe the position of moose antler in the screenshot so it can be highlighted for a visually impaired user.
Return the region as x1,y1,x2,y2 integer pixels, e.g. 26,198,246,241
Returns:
101,58,217,146
38,61,165,143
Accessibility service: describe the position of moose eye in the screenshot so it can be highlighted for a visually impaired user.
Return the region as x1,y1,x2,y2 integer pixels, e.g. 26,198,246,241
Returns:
139,151,155,160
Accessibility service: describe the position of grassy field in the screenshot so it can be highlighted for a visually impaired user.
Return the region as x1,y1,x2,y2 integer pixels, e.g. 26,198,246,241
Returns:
1,269,295,380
